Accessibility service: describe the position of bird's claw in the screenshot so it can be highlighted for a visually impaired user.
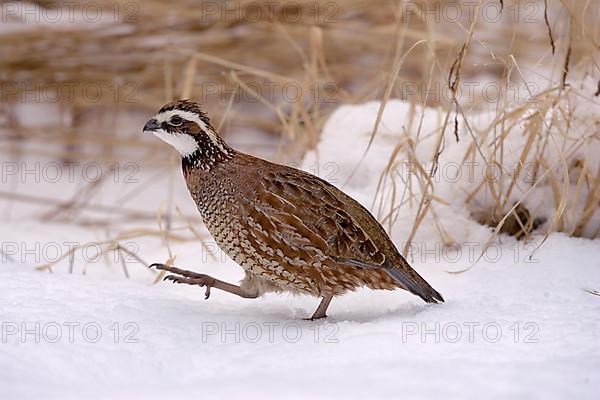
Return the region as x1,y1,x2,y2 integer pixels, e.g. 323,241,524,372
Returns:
161,274,213,300
163,274,185,284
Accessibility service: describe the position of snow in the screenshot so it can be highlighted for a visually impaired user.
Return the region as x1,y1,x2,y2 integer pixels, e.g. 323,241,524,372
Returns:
1,230,599,399
2,95,599,399
3,0,599,396
304,91,600,245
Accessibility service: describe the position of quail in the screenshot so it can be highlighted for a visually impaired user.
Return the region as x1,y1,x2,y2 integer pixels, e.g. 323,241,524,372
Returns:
144,99,444,319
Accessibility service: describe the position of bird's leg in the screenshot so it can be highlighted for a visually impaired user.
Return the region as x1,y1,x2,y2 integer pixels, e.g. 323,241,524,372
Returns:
308,295,333,320
149,263,259,300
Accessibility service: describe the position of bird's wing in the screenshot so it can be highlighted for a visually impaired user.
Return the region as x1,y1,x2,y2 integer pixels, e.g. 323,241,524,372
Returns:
232,159,443,303
243,167,391,270
235,162,443,303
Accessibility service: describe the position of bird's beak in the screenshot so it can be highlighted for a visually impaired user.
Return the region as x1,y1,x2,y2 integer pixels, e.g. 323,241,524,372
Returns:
143,118,160,133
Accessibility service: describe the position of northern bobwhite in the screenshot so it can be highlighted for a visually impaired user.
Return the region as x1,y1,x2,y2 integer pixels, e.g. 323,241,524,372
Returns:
144,99,444,319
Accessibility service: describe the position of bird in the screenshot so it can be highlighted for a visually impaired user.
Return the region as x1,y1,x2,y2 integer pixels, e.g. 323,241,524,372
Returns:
143,99,444,319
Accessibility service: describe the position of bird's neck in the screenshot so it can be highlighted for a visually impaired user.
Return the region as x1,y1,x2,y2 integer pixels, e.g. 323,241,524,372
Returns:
182,134,235,172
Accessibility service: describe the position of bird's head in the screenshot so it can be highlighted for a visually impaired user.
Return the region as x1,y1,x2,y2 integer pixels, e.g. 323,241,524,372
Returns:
143,99,232,169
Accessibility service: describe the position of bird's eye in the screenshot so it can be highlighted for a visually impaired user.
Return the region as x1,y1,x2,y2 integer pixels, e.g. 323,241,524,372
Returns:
170,116,183,126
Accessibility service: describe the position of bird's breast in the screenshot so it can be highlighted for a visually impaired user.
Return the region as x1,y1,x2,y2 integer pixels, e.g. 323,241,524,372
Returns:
187,177,263,272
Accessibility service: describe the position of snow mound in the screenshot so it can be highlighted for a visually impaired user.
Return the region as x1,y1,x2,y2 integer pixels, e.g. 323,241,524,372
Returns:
1,234,599,399
303,88,600,250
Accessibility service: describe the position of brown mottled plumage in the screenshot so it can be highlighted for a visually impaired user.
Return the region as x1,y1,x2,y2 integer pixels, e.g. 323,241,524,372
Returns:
144,99,444,319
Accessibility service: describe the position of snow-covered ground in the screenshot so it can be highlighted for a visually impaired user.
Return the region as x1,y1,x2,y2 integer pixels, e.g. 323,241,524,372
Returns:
2,0,599,396
2,97,599,399
1,229,599,399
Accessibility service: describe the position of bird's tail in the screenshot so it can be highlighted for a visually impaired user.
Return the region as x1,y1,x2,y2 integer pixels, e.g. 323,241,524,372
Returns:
386,266,444,304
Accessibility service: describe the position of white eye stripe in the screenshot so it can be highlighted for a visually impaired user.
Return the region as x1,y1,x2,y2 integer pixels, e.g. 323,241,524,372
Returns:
156,110,208,130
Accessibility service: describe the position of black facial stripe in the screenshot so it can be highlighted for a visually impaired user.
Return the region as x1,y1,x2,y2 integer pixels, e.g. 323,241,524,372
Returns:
162,120,182,134
160,120,172,132
162,119,207,135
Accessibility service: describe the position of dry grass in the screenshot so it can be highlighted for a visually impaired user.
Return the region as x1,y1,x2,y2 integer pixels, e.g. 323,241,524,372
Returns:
5,0,582,156
1,0,599,272
356,0,600,269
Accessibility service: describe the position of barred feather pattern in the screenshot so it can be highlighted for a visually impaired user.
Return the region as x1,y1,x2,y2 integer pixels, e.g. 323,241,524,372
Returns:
184,151,443,301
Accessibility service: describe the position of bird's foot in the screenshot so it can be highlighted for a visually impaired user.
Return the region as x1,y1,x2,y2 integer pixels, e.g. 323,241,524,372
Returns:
303,314,327,321
162,274,216,299
149,263,215,299
306,295,333,320
149,263,259,300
